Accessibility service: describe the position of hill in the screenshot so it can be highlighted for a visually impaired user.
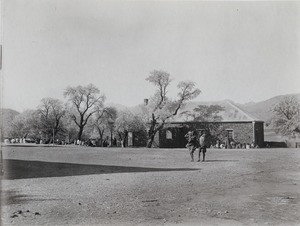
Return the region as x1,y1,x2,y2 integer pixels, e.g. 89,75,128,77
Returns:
178,93,300,123
2,93,299,141
1,108,20,125
108,93,300,123
238,93,300,123
1,108,20,138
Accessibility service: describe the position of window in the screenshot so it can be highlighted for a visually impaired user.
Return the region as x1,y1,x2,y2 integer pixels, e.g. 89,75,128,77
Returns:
226,129,234,139
128,132,133,146
166,130,172,139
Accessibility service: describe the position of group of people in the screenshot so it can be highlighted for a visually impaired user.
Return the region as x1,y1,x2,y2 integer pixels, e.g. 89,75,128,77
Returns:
185,130,208,162
212,140,259,149
185,130,261,161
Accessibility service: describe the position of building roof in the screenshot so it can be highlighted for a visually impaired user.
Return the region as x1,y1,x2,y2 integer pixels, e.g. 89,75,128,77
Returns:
172,100,263,123
224,100,261,121
164,120,263,128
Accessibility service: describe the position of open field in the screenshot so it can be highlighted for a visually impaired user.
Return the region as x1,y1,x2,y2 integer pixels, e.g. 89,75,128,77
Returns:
1,145,300,225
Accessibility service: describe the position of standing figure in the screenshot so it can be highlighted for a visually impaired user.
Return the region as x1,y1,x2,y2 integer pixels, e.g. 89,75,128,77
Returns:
215,140,220,149
198,132,207,162
185,130,198,162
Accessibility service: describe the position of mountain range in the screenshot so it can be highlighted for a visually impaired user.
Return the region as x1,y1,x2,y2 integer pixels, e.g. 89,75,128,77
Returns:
238,93,300,122
108,93,300,123
1,93,300,139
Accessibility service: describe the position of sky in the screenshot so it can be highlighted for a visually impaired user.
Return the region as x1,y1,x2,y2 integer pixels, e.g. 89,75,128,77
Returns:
1,1,300,112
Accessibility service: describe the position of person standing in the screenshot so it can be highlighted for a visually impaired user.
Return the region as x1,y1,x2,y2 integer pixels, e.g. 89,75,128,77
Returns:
185,130,197,162
198,132,207,162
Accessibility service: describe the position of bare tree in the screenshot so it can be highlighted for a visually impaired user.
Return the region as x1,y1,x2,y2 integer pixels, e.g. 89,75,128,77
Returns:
115,110,146,147
192,105,224,122
144,70,201,148
271,96,300,137
186,104,225,143
64,84,106,141
64,117,78,144
10,110,40,140
92,107,117,146
180,104,225,122
37,98,66,142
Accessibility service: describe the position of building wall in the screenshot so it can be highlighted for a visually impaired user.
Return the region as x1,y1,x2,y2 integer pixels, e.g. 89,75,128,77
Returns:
254,122,264,147
217,122,254,145
159,127,189,148
158,121,264,148
132,131,148,147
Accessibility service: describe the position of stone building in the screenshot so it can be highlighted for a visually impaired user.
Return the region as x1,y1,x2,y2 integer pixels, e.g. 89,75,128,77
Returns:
126,100,265,148
157,120,264,148
153,101,265,148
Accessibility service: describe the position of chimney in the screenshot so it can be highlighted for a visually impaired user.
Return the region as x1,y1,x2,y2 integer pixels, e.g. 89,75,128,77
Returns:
144,99,148,106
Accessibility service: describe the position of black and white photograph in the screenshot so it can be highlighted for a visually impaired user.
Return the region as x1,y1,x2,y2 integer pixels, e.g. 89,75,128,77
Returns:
1,1,300,225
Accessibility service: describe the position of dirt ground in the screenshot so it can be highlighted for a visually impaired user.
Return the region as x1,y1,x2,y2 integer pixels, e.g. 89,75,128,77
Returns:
1,145,300,225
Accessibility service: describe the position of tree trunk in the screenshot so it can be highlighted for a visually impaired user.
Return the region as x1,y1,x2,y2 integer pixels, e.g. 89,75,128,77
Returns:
146,119,164,148
99,137,103,147
146,120,156,148
78,127,83,141
146,132,156,148
146,137,153,148
124,131,128,147
77,115,84,141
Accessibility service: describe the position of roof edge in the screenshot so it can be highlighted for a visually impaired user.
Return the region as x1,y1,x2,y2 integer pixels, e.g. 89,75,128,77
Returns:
165,120,264,124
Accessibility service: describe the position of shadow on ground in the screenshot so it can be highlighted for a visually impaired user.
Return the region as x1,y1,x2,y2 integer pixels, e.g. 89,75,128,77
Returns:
204,160,239,162
2,144,63,148
2,159,199,180
1,190,60,205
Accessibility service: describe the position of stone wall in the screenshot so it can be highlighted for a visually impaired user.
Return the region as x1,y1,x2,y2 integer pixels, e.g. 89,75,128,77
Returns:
158,121,264,148
132,131,147,147
159,127,188,148
216,122,254,144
